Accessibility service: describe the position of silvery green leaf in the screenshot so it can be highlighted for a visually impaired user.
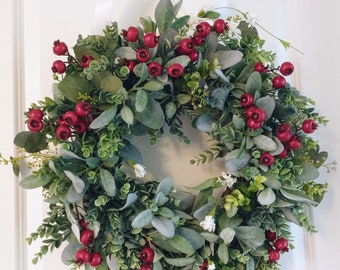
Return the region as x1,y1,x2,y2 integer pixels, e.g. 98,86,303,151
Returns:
132,209,154,228
232,114,245,130
220,227,236,244
167,235,196,255
119,193,138,210
89,105,117,129
165,101,177,119
58,147,84,160
245,71,262,95
120,105,134,125
257,187,276,205
194,114,215,132
208,87,231,110
165,55,190,68
253,135,277,151
66,186,83,203
154,192,169,206
247,257,255,270
212,50,243,69
99,168,116,197
71,223,80,242
235,226,265,248
158,207,175,219
64,203,78,225
163,257,196,267
64,170,85,193
155,177,173,196
295,162,320,182
143,80,164,91
225,150,251,176
151,216,175,238
61,243,82,265
176,227,205,249
263,176,281,189
217,243,229,264
281,208,300,225
114,47,137,60
193,202,215,220
245,136,254,149
269,137,284,156
201,232,219,242
255,95,276,120
280,189,317,205
88,221,101,238
19,174,48,189
177,94,191,104
135,97,165,129
155,0,175,32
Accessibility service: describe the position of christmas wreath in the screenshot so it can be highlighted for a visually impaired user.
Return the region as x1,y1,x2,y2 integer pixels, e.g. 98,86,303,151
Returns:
2,0,334,269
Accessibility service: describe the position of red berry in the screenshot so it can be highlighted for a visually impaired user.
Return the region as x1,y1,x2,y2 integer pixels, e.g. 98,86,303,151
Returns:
276,123,292,142
260,152,275,166
89,252,103,267
280,61,294,76
28,108,44,121
265,230,277,242
78,218,88,230
53,40,68,55
192,32,205,46
143,32,159,48
274,238,289,251
301,119,318,134
140,247,155,264
80,55,94,68
75,102,91,117
287,135,302,150
188,50,199,63
240,93,254,107
196,21,211,37
213,19,226,33
63,111,79,126
179,38,195,54
136,48,150,63
75,249,91,265
254,62,266,72
167,63,184,78
199,261,208,270
140,264,153,270
74,120,88,134
277,148,289,159
27,119,44,132
268,249,280,262
56,125,71,140
80,229,94,246
51,60,66,74
124,26,139,42
147,62,163,77
248,107,266,123
124,59,136,72
272,75,286,89
247,118,262,130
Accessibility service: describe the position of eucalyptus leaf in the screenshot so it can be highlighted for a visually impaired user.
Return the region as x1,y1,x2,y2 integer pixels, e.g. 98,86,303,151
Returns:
120,105,134,125
245,71,262,94
155,0,175,33
155,177,173,196
295,162,320,182
58,74,92,103
99,168,116,197
100,75,123,93
194,114,215,132
65,186,84,203
61,243,82,265
176,227,205,250
165,55,190,68
220,227,236,244
225,150,251,176
89,105,117,129
151,216,175,238
253,135,277,151
59,148,85,160
177,94,191,105
167,235,196,255
135,89,148,112
165,101,177,119
154,192,169,206
119,193,138,210
143,80,164,91
235,226,265,249
64,170,85,194
280,188,317,205
217,243,229,264
163,256,196,267
135,97,165,129
13,131,48,153
20,174,49,189
212,50,243,70
255,95,276,120
114,47,137,60
132,209,154,228
257,187,276,205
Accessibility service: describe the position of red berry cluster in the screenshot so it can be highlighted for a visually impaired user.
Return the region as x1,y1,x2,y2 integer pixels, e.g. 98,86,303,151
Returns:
265,231,289,263
122,18,228,79
139,246,155,270
275,118,318,158
199,261,209,270
254,61,295,89
27,108,44,132
51,40,94,74
56,102,92,140
75,219,103,267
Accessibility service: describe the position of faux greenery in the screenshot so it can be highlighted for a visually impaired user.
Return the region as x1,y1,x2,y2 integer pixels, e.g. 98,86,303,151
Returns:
1,0,334,269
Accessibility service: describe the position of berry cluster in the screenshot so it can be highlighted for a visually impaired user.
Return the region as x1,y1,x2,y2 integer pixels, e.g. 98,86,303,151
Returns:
27,108,44,132
139,246,155,270
75,219,103,267
265,231,289,263
122,18,228,79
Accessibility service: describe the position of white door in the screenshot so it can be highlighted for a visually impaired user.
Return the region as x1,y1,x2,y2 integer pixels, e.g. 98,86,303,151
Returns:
1,0,339,269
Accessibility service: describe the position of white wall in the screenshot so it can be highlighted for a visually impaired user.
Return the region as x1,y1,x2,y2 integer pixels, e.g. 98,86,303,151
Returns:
1,0,339,269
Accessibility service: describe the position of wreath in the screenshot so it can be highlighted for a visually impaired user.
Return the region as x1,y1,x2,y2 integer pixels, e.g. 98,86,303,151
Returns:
2,0,334,269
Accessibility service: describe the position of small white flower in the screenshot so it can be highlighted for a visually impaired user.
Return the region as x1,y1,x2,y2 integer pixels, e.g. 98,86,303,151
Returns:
199,215,216,232
244,12,258,28
217,172,237,189
133,163,147,178
208,262,216,270
226,20,241,41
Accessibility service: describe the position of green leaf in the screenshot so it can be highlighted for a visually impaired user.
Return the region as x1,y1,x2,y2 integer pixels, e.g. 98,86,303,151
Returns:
135,89,148,112
295,163,320,182
100,75,123,93
114,47,137,60
62,243,82,266
135,97,165,129
198,10,220,19
255,95,276,120
99,168,116,197
143,81,164,91
217,243,229,264
225,150,251,176
163,256,196,267
220,227,236,244
58,74,92,103
176,227,205,250
194,113,215,132
177,94,191,105
155,0,175,33
245,71,262,94
120,105,134,125
89,105,117,129
165,101,177,119
13,131,48,153
212,50,243,70
280,188,317,205
64,170,85,193
165,55,190,68
171,15,190,30
132,209,154,228
151,216,175,238
191,177,216,191
235,226,265,249
257,187,276,205
20,174,48,189
253,135,278,151
119,193,138,210
167,235,195,255
155,177,173,196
